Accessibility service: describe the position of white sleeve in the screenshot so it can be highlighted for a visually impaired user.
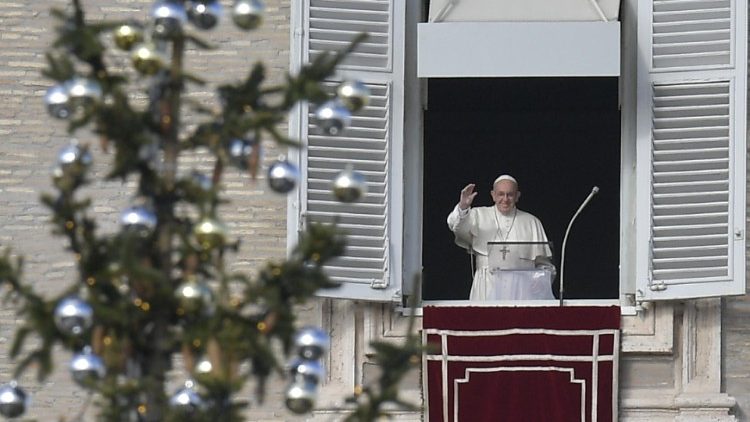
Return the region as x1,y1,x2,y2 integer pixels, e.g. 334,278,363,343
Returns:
446,204,470,231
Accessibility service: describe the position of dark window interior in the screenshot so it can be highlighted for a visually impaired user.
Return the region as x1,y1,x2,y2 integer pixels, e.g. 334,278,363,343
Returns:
422,77,621,300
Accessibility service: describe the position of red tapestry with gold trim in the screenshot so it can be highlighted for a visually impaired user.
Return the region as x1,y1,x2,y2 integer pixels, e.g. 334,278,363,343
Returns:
423,306,620,422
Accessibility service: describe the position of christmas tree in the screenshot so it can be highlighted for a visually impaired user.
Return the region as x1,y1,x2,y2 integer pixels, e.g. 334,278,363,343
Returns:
0,1,424,420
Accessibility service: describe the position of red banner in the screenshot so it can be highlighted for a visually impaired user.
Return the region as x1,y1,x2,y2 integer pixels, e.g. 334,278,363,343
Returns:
423,306,620,422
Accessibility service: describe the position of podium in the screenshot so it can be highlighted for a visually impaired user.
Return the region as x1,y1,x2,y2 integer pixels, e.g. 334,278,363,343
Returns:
486,241,555,300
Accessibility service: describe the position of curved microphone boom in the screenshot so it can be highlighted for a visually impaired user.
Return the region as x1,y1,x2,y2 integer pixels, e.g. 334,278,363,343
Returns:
559,186,599,306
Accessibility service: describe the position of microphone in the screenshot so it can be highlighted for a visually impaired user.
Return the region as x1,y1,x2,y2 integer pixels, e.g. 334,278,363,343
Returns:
559,186,599,306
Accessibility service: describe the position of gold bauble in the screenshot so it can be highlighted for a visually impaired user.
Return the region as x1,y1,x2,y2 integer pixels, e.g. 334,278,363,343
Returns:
114,24,143,51
193,217,228,250
131,43,165,75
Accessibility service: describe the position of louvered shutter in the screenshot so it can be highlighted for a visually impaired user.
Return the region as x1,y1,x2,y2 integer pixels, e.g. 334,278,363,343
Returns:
289,0,405,301
635,0,746,300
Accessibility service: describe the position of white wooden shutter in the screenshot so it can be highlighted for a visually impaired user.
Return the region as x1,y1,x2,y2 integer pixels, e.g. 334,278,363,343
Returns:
289,0,405,301
635,0,746,300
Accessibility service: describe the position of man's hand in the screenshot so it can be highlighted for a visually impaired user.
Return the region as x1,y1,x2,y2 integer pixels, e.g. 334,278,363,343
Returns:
459,184,478,210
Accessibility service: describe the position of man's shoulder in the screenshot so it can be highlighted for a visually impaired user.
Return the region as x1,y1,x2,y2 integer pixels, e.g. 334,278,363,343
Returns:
516,208,542,222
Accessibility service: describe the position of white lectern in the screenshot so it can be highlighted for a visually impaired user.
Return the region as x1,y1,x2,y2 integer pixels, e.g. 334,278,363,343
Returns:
487,241,555,300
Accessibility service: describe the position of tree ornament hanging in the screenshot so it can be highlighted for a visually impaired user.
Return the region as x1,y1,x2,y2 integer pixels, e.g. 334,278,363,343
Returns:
332,166,367,203
0,381,27,419
232,0,265,31
193,217,228,250
288,358,325,384
169,380,204,414
131,43,166,75
65,77,103,114
194,357,213,375
226,137,259,171
69,348,106,388
337,80,370,112
44,83,71,119
176,277,214,314
120,205,158,236
294,326,330,360
284,379,317,415
54,143,93,181
187,0,223,30
315,99,351,136
151,1,188,39
113,23,143,51
267,159,299,194
53,296,94,336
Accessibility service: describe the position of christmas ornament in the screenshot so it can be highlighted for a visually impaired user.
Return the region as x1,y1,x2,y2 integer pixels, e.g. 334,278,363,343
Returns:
315,99,351,136
294,326,330,360
226,137,258,171
267,159,299,194
151,1,188,39
194,357,213,375
65,77,103,113
70,348,106,387
187,0,223,30
0,381,27,418
54,296,94,336
193,217,228,250
55,143,93,180
232,0,265,31
289,358,325,384
44,83,71,119
190,170,213,193
120,205,158,236
337,80,370,112
284,379,317,414
113,23,143,50
131,43,166,75
332,167,367,203
176,277,214,313
170,380,204,412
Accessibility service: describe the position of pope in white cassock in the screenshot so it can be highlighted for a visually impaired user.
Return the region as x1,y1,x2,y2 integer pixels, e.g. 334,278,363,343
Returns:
447,175,555,300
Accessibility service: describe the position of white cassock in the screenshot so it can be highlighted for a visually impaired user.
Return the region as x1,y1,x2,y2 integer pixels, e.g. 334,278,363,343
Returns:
447,204,554,301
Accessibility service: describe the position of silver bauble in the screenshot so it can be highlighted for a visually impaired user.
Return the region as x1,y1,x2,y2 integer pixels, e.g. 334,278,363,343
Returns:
70,349,106,387
65,77,103,112
151,1,188,39
267,159,299,194
0,382,27,419
232,0,265,30
194,357,213,375
176,278,214,313
332,167,367,203
55,143,93,180
226,137,258,170
45,83,71,119
131,43,166,75
120,205,158,236
54,296,94,336
314,100,351,136
294,326,330,360
170,380,204,413
289,358,325,384
285,379,317,415
187,0,223,30
337,80,370,112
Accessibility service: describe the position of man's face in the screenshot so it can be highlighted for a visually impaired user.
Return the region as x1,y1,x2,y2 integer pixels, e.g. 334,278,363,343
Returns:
491,180,520,214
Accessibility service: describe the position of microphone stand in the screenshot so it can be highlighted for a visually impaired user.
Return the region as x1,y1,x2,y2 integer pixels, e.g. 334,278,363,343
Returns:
559,186,599,306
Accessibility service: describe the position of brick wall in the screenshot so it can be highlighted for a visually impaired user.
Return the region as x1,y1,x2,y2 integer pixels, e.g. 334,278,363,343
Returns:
0,1,307,420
